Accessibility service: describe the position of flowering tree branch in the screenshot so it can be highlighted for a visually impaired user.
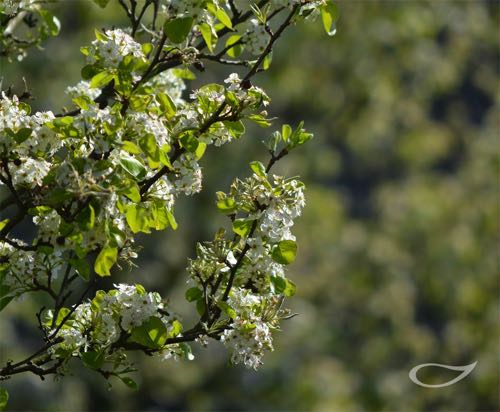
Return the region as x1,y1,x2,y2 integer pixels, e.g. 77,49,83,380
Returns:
0,0,339,403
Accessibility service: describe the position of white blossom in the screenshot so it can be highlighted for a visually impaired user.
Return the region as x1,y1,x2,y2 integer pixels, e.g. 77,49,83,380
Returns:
86,28,145,68
65,80,102,100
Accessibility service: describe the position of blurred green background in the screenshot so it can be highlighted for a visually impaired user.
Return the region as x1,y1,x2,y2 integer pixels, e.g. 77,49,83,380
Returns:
0,1,498,411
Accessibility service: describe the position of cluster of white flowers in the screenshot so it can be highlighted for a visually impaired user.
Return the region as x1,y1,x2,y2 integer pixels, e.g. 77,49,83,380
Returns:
127,111,171,148
187,170,305,299
0,92,28,131
189,73,269,146
160,0,206,21
220,288,275,370
1,0,37,15
0,0,321,380
9,157,51,188
231,173,306,242
101,284,165,331
49,283,169,353
0,92,57,158
244,237,286,289
172,154,203,195
65,80,102,101
245,19,269,56
0,243,63,291
144,70,186,106
147,178,174,210
86,29,145,68
258,176,305,242
0,94,57,202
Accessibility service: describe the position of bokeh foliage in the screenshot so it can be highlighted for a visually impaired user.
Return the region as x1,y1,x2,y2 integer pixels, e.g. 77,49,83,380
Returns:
0,1,498,411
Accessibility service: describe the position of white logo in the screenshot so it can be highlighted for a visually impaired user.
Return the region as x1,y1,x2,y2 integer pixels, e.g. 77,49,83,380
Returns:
409,361,478,388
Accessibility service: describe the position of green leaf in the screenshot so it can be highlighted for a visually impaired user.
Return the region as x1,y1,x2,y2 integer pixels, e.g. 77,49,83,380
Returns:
320,1,339,36
199,23,216,53
129,316,167,348
216,7,233,29
141,42,153,55
281,124,292,142
185,287,203,302
121,183,141,203
45,188,72,208
169,319,183,338
94,28,108,41
263,52,273,70
0,387,8,412
139,134,160,163
156,92,177,118
91,290,106,312
54,307,71,327
247,113,272,127
73,95,94,110
107,222,126,248
58,220,74,238
94,246,118,277
225,35,243,58
195,142,207,160
120,155,147,180
70,258,90,281
129,94,152,111
150,202,169,230
217,301,237,319
122,140,142,155
216,197,237,214
270,276,296,296
171,68,196,80
119,376,138,390
0,219,9,232
289,121,313,149
90,70,114,89
159,145,173,169
166,210,178,230
180,342,195,360
135,284,146,295
196,298,206,316
249,161,267,178
81,350,105,369
164,17,194,44
76,204,95,231
224,120,245,138
39,10,61,36
179,132,200,153
14,127,32,143
27,206,52,216
92,0,110,7
125,204,151,234
232,219,254,238
271,240,297,265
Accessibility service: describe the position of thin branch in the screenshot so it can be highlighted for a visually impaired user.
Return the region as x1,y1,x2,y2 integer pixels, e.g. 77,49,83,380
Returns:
48,277,97,341
242,4,299,83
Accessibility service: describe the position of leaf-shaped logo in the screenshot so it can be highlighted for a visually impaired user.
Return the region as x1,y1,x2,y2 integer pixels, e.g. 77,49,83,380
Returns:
409,361,478,388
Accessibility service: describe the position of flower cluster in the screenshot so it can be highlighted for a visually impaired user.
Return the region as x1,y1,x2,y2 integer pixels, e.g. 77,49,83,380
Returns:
0,240,65,294
182,153,308,368
1,0,37,16
0,0,333,390
187,158,306,300
161,0,206,22
47,283,181,359
85,28,145,68
220,288,277,370
0,0,60,61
